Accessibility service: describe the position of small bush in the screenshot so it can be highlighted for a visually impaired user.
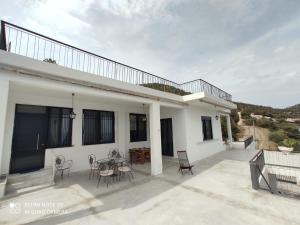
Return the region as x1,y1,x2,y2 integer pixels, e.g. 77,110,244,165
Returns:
244,118,256,126
269,130,288,144
280,138,298,148
43,58,57,64
255,118,276,130
241,111,251,119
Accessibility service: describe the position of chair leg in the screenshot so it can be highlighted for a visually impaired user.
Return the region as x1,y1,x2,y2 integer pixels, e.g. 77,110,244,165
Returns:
89,169,92,179
130,171,134,179
127,172,131,182
97,176,101,187
190,168,193,175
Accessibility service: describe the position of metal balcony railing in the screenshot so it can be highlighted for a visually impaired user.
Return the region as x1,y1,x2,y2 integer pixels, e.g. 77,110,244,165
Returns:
249,150,300,197
0,20,232,101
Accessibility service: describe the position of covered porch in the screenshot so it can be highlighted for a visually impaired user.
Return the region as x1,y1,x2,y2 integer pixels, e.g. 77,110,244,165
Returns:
0,74,185,179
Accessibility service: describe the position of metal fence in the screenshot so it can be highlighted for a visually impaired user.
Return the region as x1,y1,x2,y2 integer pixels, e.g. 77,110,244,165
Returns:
0,20,232,101
249,150,300,198
244,136,253,149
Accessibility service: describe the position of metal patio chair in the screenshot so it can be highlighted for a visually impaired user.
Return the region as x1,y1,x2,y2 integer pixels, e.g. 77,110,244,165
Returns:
177,151,194,175
97,161,114,188
118,160,134,182
88,154,99,179
55,155,73,179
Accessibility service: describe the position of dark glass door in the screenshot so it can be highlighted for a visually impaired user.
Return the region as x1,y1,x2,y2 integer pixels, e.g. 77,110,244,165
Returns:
161,118,174,156
10,105,48,174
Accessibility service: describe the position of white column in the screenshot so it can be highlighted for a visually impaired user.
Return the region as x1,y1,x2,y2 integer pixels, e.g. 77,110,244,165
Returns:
149,102,162,175
0,79,9,175
226,114,233,143
72,104,82,147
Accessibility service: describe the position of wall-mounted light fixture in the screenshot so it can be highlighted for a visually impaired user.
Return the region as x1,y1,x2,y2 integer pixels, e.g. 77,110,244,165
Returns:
69,93,76,120
142,104,147,121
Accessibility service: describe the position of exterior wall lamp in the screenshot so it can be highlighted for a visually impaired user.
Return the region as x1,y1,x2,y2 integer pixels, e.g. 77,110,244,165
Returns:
70,93,76,120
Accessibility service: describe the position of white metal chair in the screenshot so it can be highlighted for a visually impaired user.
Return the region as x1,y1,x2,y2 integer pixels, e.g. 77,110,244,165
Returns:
55,155,73,179
88,154,99,179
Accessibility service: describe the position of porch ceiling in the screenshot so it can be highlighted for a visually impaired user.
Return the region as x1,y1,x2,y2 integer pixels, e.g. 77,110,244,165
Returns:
8,77,184,109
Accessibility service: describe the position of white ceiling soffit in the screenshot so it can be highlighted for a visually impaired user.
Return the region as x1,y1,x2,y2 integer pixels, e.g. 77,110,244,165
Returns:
182,92,237,110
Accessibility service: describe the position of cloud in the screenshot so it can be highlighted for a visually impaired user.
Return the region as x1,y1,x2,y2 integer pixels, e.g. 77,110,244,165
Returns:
1,0,300,108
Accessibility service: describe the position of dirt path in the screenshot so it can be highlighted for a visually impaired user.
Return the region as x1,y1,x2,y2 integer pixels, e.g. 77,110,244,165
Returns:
237,112,276,150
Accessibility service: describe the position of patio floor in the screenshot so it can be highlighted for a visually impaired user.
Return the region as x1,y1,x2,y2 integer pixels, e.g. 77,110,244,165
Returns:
1,149,300,225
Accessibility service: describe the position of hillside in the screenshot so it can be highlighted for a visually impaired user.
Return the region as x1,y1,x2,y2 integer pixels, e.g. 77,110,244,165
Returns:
235,102,300,119
234,101,300,151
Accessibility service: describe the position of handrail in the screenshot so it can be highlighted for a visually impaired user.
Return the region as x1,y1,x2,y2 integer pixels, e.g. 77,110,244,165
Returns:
0,20,232,101
249,149,263,164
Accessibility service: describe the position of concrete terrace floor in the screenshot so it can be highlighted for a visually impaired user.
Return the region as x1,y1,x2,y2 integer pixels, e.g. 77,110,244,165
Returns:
1,149,300,225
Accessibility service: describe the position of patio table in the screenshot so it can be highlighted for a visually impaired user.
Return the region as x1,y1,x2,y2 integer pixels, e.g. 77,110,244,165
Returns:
97,158,126,165
97,158,127,180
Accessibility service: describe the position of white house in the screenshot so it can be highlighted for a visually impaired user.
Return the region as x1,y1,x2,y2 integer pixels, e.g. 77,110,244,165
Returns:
0,21,236,189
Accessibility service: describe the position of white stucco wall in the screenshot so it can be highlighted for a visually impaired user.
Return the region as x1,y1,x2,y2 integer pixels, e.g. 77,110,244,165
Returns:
2,89,152,173
184,103,226,163
160,107,187,157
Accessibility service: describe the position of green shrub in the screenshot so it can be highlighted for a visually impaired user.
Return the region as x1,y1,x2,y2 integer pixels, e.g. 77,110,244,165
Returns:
231,120,240,141
244,118,256,126
255,118,276,130
231,110,239,124
280,138,298,147
43,58,57,64
241,111,251,119
269,130,288,144
293,142,300,152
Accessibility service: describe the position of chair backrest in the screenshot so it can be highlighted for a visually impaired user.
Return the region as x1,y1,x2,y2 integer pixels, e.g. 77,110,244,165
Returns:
121,160,131,168
177,151,191,168
99,162,111,174
88,154,96,166
55,155,65,169
65,160,73,169
108,149,119,158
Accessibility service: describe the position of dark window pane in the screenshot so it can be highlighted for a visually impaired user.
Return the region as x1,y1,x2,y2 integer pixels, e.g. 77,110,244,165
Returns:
100,111,115,143
83,110,99,145
47,107,72,148
130,114,147,142
202,116,213,141
83,110,115,145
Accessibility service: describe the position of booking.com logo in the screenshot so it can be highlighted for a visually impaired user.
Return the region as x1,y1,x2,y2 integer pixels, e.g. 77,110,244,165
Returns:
8,201,68,215
9,202,22,214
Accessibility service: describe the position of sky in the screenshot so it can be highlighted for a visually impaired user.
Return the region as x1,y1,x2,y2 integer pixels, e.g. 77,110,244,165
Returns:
1,0,300,108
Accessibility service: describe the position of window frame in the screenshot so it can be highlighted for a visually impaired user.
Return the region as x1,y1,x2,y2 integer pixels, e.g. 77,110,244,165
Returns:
201,116,213,141
82,109,115,145
130,113,147,142
47,107,73,149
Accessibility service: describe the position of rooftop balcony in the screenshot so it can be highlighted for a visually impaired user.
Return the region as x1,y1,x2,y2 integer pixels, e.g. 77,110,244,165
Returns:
0,21,232,101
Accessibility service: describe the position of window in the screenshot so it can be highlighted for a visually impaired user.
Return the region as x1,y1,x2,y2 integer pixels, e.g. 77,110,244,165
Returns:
16,105,73,149
202,116,213,141
82,109,115,145
130,113,147,142
47,107,73,148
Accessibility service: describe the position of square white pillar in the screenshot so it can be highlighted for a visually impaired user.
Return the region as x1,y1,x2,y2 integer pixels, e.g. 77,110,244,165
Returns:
0,79,9,175
226,114,233,143
149,102,162,175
